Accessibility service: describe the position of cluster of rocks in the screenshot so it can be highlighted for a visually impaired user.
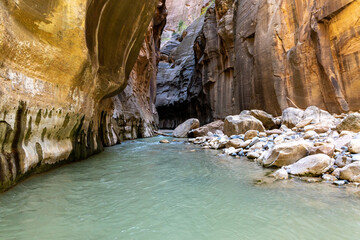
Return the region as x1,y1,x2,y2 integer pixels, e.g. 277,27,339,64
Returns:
177,106,360,185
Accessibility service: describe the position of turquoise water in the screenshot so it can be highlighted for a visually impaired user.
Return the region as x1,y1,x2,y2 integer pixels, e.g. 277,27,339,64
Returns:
1,136,360,240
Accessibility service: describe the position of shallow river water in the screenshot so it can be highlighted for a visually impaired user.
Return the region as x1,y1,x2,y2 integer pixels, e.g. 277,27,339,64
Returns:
1,136,360,240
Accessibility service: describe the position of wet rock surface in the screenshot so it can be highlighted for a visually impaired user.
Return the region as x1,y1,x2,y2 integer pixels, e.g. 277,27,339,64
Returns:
0,0,164,191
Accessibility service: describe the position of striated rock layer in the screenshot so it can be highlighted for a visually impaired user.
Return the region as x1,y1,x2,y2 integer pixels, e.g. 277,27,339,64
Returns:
157,0,360,125
235,0,360,116
0,0,165,191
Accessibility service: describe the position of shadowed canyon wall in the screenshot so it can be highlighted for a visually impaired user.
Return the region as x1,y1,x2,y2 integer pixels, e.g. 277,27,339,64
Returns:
0,0,165,191
157,0,360,127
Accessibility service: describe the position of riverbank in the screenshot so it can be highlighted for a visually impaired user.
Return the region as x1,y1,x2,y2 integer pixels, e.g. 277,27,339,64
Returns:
180,106,360,188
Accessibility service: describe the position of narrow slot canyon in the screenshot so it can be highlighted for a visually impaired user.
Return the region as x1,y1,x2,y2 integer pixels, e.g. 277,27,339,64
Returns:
1,0,360,239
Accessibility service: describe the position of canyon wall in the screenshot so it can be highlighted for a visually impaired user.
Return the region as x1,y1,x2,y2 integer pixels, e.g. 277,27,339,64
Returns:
235,0,360,116
161,0,212,44
0,0,164,191
157,0,360,126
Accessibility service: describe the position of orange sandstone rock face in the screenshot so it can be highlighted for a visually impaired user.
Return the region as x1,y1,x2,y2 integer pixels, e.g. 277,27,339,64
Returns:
235,0,360,115
158,0,360,124
0,0,161,191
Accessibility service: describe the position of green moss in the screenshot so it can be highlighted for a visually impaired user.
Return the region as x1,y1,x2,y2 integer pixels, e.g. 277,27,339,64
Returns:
178,20,187,32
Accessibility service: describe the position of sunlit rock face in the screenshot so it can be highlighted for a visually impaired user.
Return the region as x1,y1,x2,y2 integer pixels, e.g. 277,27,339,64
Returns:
235,0,360,115
0,0,160,191
157,0,360,127
161,0,211,43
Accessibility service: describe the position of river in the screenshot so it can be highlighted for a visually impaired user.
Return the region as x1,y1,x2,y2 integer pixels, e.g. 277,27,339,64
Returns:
1,137,360,239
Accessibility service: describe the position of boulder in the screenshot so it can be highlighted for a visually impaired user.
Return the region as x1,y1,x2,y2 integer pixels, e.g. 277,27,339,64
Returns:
309,143,335,157
349,139,360,154
250,110,276,129
304,130,318,140
160,139,170,144
173,118,200,138
209,136,229,149
226,138,243,148
334,134,353,150
190,120,224,137
336,113,360,132
339,162,360,182
224,147,237,155
282,107,304,128
296,118,313,128
285,154,333,176
224,115,265,136
273,168,289,180
262,141,312,167
244,130,259,141
334,155,352,168
332,168,341,178
247,151,260,159
303,106,336,124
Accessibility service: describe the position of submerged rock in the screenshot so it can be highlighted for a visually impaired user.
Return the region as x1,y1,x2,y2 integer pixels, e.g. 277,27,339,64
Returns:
322,174,337,182
173,118,200,138
285,154,333,176
160,139,170,144
273,168,289,180
333,180,349,186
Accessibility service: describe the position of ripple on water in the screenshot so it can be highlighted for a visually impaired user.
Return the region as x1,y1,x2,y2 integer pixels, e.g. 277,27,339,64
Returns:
1,136,360,240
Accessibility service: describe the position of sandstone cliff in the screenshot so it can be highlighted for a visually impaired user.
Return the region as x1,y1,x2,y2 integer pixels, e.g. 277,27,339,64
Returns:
157,0,360,125
0,0,164,191
161,0,212,44
235,0,360,115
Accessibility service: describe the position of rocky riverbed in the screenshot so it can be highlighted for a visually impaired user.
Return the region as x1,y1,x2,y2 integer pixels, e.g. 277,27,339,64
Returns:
167,106,360,188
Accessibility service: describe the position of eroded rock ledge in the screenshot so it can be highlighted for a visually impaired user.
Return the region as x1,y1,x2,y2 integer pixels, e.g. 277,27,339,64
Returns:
0,0,165,191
